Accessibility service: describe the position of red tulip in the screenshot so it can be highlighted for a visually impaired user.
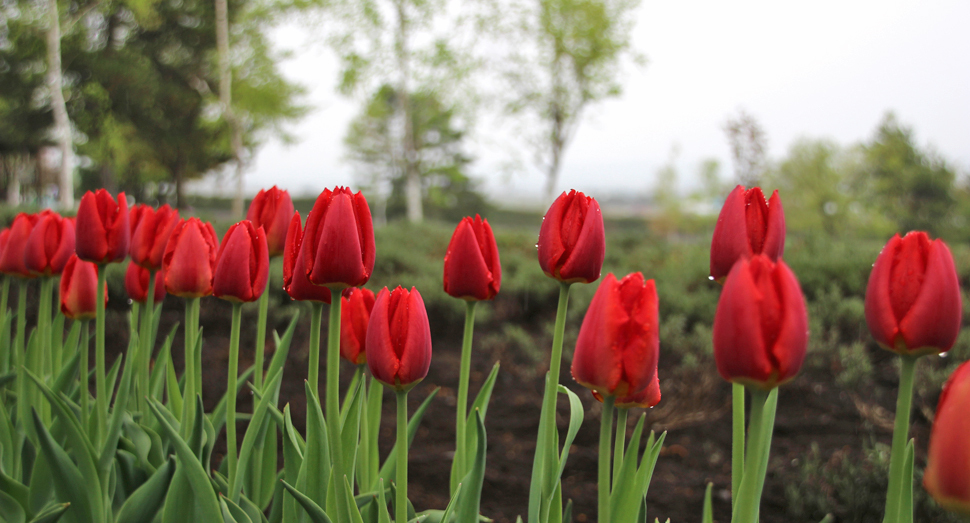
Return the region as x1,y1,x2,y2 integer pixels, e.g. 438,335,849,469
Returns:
162,218,219,298
24,210,75,277
614,375,661,409
0,213,39,277
283,212,334,303
0,229,9,266
537,190,605,284
443,215,501,300
60,255,106,320
130,204,180,270
924,360,970,515
710,185,785,283
303,187,376,289
247,186,294,257
366,286,432,391
571,272,659,400
341,287,376,364
125,262,166,304
75,189,130,264
213,220,270,303
864,231,962,356
713,255,808,389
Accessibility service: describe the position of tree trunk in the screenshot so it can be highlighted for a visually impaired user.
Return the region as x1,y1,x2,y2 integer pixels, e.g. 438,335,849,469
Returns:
215,0,245,219
174,164,184,209
45,0,73,209
395,0,422,223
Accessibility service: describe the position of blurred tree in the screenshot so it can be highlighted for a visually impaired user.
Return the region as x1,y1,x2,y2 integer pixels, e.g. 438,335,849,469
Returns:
345,84,487,223
723,108,768,187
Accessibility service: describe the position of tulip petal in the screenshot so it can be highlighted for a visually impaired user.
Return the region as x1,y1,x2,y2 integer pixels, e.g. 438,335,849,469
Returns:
864,234,902,349
710,186,753,281
924,362,970,514
898,239,962,353
443,218,493,300
559,197,605,283
713,259,773,384
213,223,257,301
763,190,786,260
366,288,398,385
399,289,432,386
769,261,808,384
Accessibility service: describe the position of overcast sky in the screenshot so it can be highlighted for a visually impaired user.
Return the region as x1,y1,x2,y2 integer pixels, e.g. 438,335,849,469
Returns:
227,0,970,203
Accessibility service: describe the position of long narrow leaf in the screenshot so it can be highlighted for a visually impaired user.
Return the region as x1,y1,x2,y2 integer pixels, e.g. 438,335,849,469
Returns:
373,388,440,491
280,480,333,523
456,410,487,523
31,411,104,523
232,367,285,503
27,502,70,523
115,458,176,523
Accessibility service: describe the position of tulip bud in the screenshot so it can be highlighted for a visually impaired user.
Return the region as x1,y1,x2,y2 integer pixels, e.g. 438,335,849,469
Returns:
710,185,785,283
60,255,106,320
130,204,180,271
303,187,376,289
24,210,75,277
864,231,962,356
124,261,166,304
162,218,219,298
0,213,39,278
283,212,333,303
366,286,432,391
713,255,808,389
247,186,295,257
614,375,661,409
571,272,660,400
537,190,605,284
341,287,376,364
924,361,970,515
75,189,130,264
213,220,270,303
443,215,501,301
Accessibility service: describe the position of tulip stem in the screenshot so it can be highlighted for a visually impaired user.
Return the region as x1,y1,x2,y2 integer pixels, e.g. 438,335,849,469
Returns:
181,297,200,437
731,387,778,523
80,320,90,433
95,265,107,443
732,382,745,506
254,280,270,390
15,280,27,442
599,395,615,523
0,277,8,373
308,302,323,396
326,295,348,522
613,407,628,485
138,270,156,414
883,355,918,523
396,389,409,523
226,302,242,499
453,299,478,493
37,277,53,424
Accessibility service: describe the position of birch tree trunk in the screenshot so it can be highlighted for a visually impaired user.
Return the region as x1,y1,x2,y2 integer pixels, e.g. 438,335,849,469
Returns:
395,0,422,223
215,0,245,219
45,0,73,209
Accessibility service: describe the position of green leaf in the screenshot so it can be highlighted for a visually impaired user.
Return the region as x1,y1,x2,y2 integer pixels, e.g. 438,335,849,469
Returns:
150,324,180,402
456,410,486,523
31,410,104,523
340,376,364,493
165,343,183,415
232,367,285,503
115,458,176,523
374,388,439,491
27,502,70,523
610,414,646,517
267,312,300,386
0,467,29,516
0,488,26,523
280,480,333,523
302,381,331,511
634,431,666,500
100,349,138,480
540,385,584,519
377,479,391,523
342,474,366,523
209,366,255,437
701,483,712,523
899,439,915,523
220,496,253,523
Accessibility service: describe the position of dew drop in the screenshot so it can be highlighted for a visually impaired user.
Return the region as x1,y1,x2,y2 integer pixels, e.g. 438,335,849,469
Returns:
708,276,715,281
940,352,949,359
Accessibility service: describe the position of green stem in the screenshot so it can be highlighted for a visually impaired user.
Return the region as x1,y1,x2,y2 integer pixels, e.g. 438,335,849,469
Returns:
396,390,409,523
95,265,107,442
226,302,242,498
15,280,27,438
180,297,200,437
883,356,918,523
192,297,202,408
613,407,628,485
731,387,777,523
308,302,323,396
254,281,270,390
0,277,8,373
326,296,346,521
80,320,90,433
732,382,745,507
598,396,615,523
37,278,52,424
454,300,478,492
138,270,155,413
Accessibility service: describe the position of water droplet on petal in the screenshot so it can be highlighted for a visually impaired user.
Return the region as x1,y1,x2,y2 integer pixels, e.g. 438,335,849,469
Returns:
708,276,715,281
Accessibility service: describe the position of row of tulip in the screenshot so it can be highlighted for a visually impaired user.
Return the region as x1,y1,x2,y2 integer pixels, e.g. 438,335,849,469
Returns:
0,181,966,523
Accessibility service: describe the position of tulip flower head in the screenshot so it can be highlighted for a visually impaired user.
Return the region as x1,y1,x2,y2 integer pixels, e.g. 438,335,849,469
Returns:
60,254,106,320
614,374,661,409
283,212,334,303
443,215,501,301
303,187,376,289
571,272,660,400
75,189,130,264
537,190,605,284
710,185,785,283
924,360,970,515
366,286,432,391
23,210,75,277
130,204,180,270
0,213,39,278
865,231,962,356
247,186,295,257
713,255,808,389
162,218,219,298
125,261,166,304
213,220,270,303
341,287,376,364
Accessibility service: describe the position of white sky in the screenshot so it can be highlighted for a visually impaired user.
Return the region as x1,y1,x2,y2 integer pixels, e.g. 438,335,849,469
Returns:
228,0,970,203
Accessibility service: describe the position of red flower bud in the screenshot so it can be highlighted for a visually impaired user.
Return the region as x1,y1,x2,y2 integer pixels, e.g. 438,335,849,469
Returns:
303,187,376,289
710,185,785,283
162,218,219,298
443,215,501,300
341,287,376,364
713,255,808,389
247,186,294,257
24,210,75,277
130,204,180,271
864,231,962,356
60,255,106,320
924,361,970,515
213,220,270,303
571,272,660,400
366,286,432,391
613,374,661,409
0,213,39,278
75,189,130,264
537,190,605,284
124,262,166,304
283,212,333,303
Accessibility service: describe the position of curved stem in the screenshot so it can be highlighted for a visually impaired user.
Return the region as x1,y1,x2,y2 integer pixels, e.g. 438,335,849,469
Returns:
883,355,918,523
226,302,242,498
95,265,107,442
732,382,745,506
613,407,628,485
15,280,26,439
598,395,615,523
325,296,346,520
454,300,478,491
308,302,323,394
254,281,269,390
80,320,90,432
138,270,155,413
396,390,409,523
